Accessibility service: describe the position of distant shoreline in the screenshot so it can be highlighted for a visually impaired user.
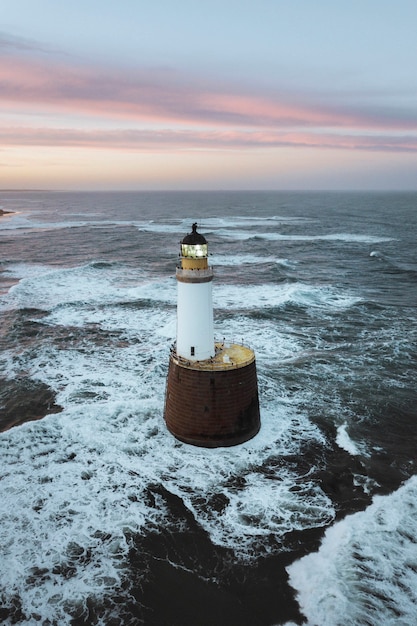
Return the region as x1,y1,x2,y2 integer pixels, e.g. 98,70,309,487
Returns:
0,209,14,216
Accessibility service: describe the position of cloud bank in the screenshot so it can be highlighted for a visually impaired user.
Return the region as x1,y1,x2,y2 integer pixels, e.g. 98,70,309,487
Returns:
1,127,416,153
1,38,417,154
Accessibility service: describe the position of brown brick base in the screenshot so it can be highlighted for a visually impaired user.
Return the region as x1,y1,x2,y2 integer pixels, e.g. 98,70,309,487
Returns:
164,357,260,447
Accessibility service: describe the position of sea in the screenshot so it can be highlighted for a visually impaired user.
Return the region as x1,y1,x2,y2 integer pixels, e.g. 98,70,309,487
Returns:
0,190,416,626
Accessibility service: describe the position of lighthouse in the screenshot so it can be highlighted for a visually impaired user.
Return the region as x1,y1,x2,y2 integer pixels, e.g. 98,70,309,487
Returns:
164,223,260,447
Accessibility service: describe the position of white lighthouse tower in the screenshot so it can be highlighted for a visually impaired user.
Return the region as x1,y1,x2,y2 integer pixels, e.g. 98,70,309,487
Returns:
176,223,214,361
164,223,260,447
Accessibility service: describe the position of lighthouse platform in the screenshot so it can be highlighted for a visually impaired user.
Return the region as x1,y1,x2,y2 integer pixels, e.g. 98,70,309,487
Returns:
170,342,255,371
164,343,260,447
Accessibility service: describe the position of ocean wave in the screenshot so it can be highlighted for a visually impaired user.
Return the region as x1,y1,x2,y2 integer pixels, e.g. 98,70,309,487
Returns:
216,229,395,244
1,263,172,313
214,254,296,268
1,262,359,320
215,282,360,312
0,336,332,623
1,191,416,625
336,423,361,456
287,475,417,626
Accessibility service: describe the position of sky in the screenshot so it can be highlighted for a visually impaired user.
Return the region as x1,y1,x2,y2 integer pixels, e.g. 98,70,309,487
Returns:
1,0,417,190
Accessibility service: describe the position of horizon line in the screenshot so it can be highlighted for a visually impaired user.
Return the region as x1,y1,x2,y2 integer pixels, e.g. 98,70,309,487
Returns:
1,188,417,194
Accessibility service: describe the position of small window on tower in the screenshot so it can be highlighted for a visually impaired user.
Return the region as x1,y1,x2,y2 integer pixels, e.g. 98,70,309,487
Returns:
191,346,195,356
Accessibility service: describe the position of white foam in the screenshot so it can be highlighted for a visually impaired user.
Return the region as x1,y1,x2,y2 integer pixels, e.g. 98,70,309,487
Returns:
1,263,175,313
1,262,359,321
214,254,296,268
216,229,394,244
0,213,38,231
0,210,393,249
201,216,310,228
287,476,417,626
0,212,172,235
336,423,360,456
2,262,57,281
0,254,340,621
0,241,392,623
0,211,104,232
0,337,333,622
139,215,310,235
214,282,360,311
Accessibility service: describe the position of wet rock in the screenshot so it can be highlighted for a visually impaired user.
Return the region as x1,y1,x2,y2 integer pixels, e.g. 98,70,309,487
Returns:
0,377,62,431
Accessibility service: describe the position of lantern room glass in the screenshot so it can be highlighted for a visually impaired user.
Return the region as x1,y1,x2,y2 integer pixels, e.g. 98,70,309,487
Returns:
181,243,208,258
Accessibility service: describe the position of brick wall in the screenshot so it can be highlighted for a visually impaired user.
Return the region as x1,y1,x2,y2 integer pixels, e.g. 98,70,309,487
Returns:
164,357,260,447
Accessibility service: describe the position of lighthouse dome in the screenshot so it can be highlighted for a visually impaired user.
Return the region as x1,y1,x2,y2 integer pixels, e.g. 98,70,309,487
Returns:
181,223,207,245
181,223,208,258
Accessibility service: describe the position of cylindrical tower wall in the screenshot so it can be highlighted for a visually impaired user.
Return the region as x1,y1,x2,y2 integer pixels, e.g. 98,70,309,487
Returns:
164,356,261,447
176,279,214,360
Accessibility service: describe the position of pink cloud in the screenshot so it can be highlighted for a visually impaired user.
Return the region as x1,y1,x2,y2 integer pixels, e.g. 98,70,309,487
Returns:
1,126,416,152
1,50,417,132
1,42,416,164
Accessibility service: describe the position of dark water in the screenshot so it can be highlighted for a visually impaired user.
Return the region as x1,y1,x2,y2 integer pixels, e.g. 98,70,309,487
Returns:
1,191,416,625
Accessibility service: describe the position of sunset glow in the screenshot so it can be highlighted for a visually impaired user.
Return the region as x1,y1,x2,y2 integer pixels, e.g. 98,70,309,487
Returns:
1,0,417,190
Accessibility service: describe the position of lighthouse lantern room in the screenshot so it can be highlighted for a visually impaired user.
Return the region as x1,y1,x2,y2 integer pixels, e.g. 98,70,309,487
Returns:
164,223,261,448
